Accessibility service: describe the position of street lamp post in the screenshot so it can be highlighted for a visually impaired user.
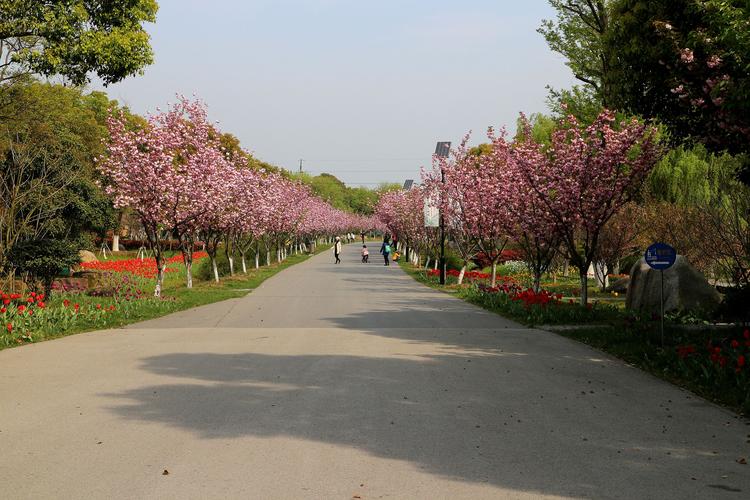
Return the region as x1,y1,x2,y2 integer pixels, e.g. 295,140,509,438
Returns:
435,142,451,285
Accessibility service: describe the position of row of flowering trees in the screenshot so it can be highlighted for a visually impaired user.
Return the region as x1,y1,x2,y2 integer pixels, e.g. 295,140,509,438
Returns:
99,97,376,295
376,110,662,304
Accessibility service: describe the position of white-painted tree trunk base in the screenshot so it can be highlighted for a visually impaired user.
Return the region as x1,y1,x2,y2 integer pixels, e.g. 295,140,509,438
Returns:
212,259,220,283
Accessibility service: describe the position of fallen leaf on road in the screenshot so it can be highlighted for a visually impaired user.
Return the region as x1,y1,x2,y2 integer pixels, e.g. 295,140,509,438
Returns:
162,470,169,475
737,457,747,465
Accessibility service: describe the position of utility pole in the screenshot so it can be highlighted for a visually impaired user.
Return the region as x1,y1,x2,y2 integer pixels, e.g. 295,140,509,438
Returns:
299,159,303,174
434,142,451,285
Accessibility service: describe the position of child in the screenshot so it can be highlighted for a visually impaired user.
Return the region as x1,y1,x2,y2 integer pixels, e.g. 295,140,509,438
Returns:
361,245,369,263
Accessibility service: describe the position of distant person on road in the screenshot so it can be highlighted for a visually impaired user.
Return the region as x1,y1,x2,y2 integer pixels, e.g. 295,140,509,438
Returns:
361,231,366,244
380,238,391,266
333,236,342,264
361,245,369,263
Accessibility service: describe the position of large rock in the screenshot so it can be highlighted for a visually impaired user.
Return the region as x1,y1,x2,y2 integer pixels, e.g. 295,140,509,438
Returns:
78,250,98,263
626,256,721,313
606,276,630,294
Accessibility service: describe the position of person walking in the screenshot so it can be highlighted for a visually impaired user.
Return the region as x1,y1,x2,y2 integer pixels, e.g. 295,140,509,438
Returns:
380,238,391,266
333,236,342,264
361,245,369,263
360,231,366,244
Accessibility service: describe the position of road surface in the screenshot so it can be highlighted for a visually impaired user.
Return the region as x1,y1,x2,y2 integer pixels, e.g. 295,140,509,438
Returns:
1,244,748,499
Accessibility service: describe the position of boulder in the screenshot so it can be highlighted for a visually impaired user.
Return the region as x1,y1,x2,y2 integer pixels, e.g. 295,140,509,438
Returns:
626,256,721,314
606,276,630,294
78,250,98,263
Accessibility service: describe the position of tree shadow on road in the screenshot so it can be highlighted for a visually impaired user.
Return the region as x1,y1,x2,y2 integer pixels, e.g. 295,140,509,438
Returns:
103,350,739,498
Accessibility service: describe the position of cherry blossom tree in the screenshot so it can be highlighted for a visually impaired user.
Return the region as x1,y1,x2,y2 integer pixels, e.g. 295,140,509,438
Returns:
101,96,365,292
512,110,662,304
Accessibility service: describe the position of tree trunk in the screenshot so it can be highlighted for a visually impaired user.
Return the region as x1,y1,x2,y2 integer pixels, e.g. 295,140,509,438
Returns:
186,260,193,289
180,243,194,289
424,257,430,270
457,264,467,285
579,270,589,306
241,252,247,274
433,259,438,271
266,250,271,266
44,278,53,301
491,259,499,288
594,261,608,292
154,262,165,297
562,261,570,278
112,234,120,252
533,272,542,293
212,256,220,283
255,249,260,269
225,241,235,277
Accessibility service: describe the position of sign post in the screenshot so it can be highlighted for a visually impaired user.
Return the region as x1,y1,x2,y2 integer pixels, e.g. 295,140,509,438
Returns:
644,242,677,347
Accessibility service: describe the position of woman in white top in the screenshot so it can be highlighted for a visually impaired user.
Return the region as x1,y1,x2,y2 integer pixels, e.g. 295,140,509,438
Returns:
333,236,342,264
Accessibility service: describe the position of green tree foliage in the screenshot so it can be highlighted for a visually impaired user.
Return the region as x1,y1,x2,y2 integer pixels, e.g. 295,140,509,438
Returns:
645,145,745,206
545,85,604,124
7,238,79,297
538,1,614,109
293,172,396,215
607,0,750,166
640,145,750,287
0,0,158,92
0,82,120,271
514,113,558,145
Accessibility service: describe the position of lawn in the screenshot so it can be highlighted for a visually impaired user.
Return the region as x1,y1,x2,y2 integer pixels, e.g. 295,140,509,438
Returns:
1,245,330,350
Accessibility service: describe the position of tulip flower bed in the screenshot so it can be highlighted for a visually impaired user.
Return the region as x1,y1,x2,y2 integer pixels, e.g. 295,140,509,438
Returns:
460,283,619,326
1,285,171,348
410,265,620,325
80,252,209,278
425,268,492,281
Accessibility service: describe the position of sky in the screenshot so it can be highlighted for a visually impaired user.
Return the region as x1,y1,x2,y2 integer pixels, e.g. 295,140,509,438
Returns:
92,0,576,187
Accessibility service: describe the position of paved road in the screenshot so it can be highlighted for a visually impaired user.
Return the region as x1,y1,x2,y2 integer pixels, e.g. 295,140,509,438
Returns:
1,244,748,499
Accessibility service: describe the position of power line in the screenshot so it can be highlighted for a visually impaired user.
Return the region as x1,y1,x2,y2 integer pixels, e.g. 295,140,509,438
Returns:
305,169,422,173
303,157,426,163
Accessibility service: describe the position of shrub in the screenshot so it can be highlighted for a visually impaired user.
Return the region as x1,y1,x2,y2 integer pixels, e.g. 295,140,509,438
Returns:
197,250,232,281
7,240,80,297
497,260,527,276
444,250,466,271
472,249,522,268
716,285,750,323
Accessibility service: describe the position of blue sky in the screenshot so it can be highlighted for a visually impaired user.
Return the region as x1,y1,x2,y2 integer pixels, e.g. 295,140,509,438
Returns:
93,0,576,186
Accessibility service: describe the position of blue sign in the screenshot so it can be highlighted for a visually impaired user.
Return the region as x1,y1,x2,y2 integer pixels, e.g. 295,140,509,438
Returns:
645,243,677,270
